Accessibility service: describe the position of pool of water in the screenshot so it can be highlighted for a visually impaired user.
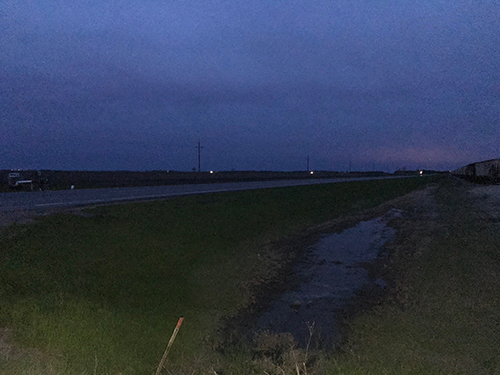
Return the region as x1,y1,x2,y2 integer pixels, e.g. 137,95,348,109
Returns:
256,209,402,346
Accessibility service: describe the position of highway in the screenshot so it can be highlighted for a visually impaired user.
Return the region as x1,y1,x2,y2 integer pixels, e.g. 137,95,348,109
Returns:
0,176,413,213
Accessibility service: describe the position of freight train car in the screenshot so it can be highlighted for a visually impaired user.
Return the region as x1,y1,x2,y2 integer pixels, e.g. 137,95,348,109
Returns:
453,159,500,184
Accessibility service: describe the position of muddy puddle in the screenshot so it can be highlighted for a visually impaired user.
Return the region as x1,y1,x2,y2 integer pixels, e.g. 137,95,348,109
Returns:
256,209,402,346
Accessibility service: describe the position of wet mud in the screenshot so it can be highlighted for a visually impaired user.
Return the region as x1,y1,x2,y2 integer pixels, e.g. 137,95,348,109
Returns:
255,209,402,347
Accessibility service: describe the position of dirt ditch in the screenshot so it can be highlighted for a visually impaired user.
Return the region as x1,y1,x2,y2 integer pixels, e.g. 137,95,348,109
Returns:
220,182,444,353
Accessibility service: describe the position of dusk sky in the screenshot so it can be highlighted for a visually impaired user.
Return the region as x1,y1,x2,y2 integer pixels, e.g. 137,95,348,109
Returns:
1,0,499,172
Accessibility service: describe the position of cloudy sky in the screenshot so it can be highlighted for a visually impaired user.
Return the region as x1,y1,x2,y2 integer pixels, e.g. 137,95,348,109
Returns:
1,0,499,172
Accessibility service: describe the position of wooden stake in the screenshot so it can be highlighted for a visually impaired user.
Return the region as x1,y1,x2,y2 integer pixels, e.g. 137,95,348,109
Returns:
155,317,184,375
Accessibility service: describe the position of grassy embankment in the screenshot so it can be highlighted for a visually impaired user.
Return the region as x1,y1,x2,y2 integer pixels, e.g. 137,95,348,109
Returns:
327,177,500,374
0,177,436,374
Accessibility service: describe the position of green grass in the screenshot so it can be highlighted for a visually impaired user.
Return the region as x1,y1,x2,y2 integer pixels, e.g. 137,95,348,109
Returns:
0,177,436,374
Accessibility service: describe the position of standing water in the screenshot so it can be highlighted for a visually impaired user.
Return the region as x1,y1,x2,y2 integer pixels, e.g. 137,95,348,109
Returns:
256,209,402,346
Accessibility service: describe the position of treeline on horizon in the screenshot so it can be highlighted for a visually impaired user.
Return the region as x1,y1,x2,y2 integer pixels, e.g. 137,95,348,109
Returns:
0,169,440,191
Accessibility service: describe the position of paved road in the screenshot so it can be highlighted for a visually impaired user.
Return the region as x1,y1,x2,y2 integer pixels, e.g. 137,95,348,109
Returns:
0,176,414,213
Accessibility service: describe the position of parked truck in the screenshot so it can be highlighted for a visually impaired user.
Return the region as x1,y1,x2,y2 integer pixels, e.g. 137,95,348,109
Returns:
8,170,47,191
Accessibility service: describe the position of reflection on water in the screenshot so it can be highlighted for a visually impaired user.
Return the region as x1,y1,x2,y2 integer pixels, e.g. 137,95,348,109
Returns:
256,209,402,346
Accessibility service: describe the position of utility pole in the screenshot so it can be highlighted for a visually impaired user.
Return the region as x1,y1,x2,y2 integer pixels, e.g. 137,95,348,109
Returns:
306,155,310,172
196,140,203,172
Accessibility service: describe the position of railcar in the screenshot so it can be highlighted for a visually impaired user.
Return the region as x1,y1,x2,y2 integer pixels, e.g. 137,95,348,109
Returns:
453,159,500,184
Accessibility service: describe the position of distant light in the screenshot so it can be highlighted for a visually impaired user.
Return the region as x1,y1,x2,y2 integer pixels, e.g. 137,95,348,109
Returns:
310,171,314,175
419,170,423,176
210,170,214,174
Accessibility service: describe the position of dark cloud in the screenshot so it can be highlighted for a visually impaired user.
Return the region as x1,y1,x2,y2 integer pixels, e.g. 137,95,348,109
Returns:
1,0,499,171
